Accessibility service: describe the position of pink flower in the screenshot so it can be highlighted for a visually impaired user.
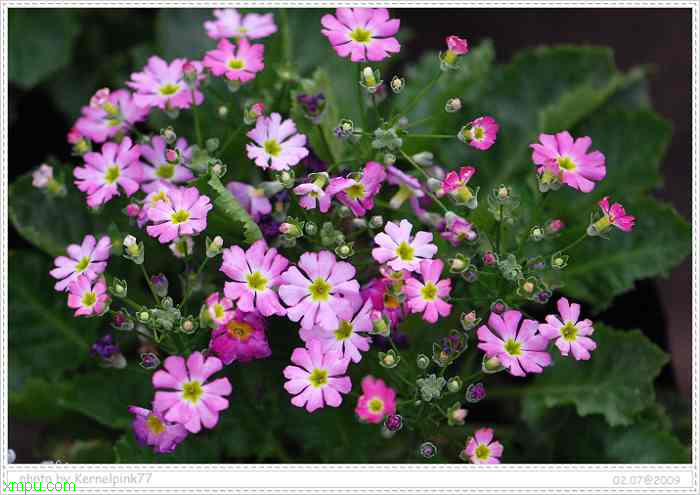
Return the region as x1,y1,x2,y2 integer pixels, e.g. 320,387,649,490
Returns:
530,131,606,193
460,116,499,150
137,184,175,228
403,259,452,323
75,89,149,143
127,56,203,110
282,340,351,413
74,137,142,208
293,176,351,213
442,166,476,194
440,213,477,246
446,35,469,55
372,219,438,272
203,38,264,84
477,310,552,377
204,9,277,40
539,297,597,361
594,196,636,232
463,428,503,464
206,292,234,326
50,234,111,291
336,161,387,217
221,239,289,317
209,310,271,364
146,187,213,243
355,375,396,424
152,352,232,433
227,181,271,221
246,113,309,171
362,278,406,330
299,296,373,363
139,136,194,193
67,275,109,317
128,406,188,454
279,251,360,331
321,8,401,62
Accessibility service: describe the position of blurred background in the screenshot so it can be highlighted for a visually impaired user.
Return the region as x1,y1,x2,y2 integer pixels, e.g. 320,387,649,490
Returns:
8,8,692,461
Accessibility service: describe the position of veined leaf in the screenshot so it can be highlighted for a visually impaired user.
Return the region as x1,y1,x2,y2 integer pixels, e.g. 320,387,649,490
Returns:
208,173,263,244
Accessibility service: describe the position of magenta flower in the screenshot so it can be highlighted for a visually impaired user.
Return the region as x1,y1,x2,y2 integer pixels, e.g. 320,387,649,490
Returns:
282,340,352,413
530,131,606,193
128,406,188,454
442,166,476,194
221,239,289,317
146,187,212,243
152,352,232,433
362,278,406,330
209,310,271,365
321,8,400,62
355,375,396,424
205,292,234,326
446,35,469,55
440,213,477,246
460,116,499,150
127,56,203,110
293,175,352,213
137,184,175,228
477,310,552,377
50,234,111,292
299,297,373,363
227,181,271,221
74,89,149,143
67,275,109,317
204,9,277,40
592,196,636,233
246,113,309,171
463,428,503,464
539,297,597,361
279,251,360,331
372,219,438,272
336,161,387,217
139,136,194,193
74,137,142,208
203,38,264,84
403,259,452,324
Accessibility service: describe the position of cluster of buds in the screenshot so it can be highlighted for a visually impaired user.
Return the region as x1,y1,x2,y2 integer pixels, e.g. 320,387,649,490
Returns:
416,374,446,401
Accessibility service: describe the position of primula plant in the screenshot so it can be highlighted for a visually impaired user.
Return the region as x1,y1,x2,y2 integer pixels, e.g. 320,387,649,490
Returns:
8,8,691,463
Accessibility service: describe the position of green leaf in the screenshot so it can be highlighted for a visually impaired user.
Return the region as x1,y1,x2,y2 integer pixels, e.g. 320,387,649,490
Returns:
523,325,668,426
559,199,691,311
156,9,213,60
114,431,222,463
9,377,73,424
8,251,98,392
8,9,80,88
207,173,263,244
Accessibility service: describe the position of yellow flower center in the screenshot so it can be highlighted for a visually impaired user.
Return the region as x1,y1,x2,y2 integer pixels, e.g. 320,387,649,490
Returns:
504,338,522,356
213,304,225,320
246,271,268,292
421,282,438,301
475,443,490,461
156,163,175,179
171,209,190,225
309,368,328,387
473,126,485,140
228,58,245,70
396,242,414,261
75,256,90,273
226,319,254,341
368,398,384,413
81,291,97,307
146,414,166,435
557,155,577,171
150,191,170,206
159,83,180,96
350,27,372,44
263,139,282,157
561,321,579,341
309,277,332,302
182,380,203,403
334,320,353,341
104,165,121,184
345,183,366,200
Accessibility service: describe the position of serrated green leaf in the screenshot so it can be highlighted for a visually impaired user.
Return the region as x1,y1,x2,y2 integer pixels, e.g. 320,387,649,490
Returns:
9,9,80,88
207,173,263,244
523,325,668,426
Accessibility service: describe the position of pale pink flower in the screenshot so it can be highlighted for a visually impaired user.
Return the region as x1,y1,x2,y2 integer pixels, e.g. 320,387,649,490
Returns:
203,38,264,84
279,251,360,331
67,275,109,317
321,8,401,62
460,116,499,150
221,239,289,317
336,161,387,217
293,177,351,213
139,136,194,193
283,340,352,413
477,310,552,377
227,181,271,221
246,113,309,171
74,137,143,208
137,184,176,228
372,219,438,272
204,9,277,40
355,375,396,424
440,213,477,246
464,428,503,464
530,131,606,193
209,310,271,365
146,187,212,243
595,196,635,232
206,292,234,326
299,296,373,363
152,352,232,433
403,259,452,323
539,297,597,361
127,56,203,110
75,89,149,143
32,164,53,188
50,234,111,291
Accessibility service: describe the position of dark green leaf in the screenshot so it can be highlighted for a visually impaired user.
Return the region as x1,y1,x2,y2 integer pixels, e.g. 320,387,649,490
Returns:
207,173,263,244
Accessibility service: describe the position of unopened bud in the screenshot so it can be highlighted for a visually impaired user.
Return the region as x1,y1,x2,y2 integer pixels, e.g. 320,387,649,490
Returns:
482,251,497,266
206,236,224,258
125,203,141,218
160,126,177,145
369,215,384,229
218,105,229,119
206,138,220,153
465,382,486,403
445,97,462,113
384,152,396,165
139,352,160,370
446,376,463,393
390,75,405,94
151,273,169,297
482,355,504,374
490,300,507,315
165,148,179,164
416,354,430,370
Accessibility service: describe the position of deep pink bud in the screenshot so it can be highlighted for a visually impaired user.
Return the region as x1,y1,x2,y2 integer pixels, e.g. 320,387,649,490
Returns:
548,219,565,233
67,127,82,144
482,251,497,265
126,203,141,218
446,35,469,55
251,102,265,117
183,61,197,77
165,148,179,163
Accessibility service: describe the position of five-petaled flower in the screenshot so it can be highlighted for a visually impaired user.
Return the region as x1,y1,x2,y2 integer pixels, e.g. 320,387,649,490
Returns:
463,428,503,464
204,8,277,40
321,8,401,62
539,297,597,360
67,275,109,317
128,56,203,110
590,196,636,234
203,38,265,84
246,112,309,171
146,187,213,243
50,234,111,292
372,219,438,272
128,406,188,454
403,259,453,323
209,309,272,364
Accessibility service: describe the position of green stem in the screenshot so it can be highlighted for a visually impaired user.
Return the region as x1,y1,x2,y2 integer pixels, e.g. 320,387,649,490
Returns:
391,70,443,126
553,232,588,257
140,264,160,304
399,149,450,214
496,205,504,255
371,92,382,123
121,297,143,312
191,89,202,148
280,8,292,64
218,124,245,156
180,257,210,309
463,370,484,384
403,115,436,130
405,133,454,139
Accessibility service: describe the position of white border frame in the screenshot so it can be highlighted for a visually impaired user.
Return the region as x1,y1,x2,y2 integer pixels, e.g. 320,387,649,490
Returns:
1,1,697,493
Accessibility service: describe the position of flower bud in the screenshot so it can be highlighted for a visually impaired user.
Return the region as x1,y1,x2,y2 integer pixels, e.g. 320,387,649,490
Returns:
160,126,177,145
182,61,198,83
244,101,265,124
482,355,505,374
530,225,545,241
335,118,354,139
390,75,405,93
217,105,229,119
462,268,478,283
206,235,224,258
180,316,198,335
416,354,430,370
169,236,193,259
550,253,569,270
445,97,462,113
383,152,396,165
32,164,53,188
490,299,507,315
206,138,220,153
139,352,160,370
446,376,463,393
441,35,469,70
419,442,437,459
449,257,467,273
136,310,151,323
371,311,390,336
378,349,400,368
125,203,141,218
208,159,226,177
335,243,354,259
384,414,403,432
303,222,318,236
536,289,552,304
482,251,497,266
465,382,486,403
547,218,565,233
279,222,302,237
447,403,468,426
109,278,128,298
460,310,480,331
369,215,384,229
150,273,169,297
360,66,381,92
122,235,144,264
111,309,134,331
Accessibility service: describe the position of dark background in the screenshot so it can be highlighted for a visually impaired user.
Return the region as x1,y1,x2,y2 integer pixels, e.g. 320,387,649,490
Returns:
7,9,692,461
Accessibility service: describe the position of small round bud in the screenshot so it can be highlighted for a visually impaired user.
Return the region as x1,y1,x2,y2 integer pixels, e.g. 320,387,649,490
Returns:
490,300,507,315
446,376,463,393
369,215,384,229
206,138,220,153
165,148,179,164
384,414,403,432
449,257,467,272
444,97,462,113
182,61,198,83
482,251,497,266
218,105,229,119
160,126,177,145
390,75,405,94
530,226,545,241
548,218,565,233
304,222,318,236
465,382,486,403
482,355,505,374
419,442,437,459
384,152,396,165
137,310,150,323
125,203,141,218
416,354,430,370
